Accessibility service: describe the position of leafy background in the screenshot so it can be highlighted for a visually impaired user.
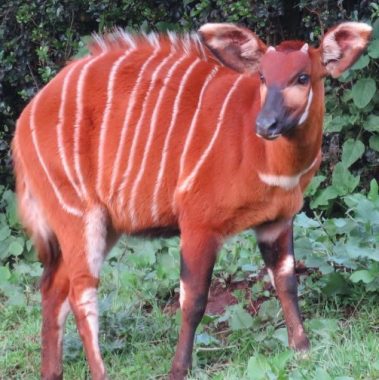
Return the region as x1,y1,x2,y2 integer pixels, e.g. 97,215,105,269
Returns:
0,0,379,379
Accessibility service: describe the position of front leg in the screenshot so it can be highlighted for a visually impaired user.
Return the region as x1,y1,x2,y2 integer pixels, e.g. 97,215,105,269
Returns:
256,219,310,351
169,228,220,380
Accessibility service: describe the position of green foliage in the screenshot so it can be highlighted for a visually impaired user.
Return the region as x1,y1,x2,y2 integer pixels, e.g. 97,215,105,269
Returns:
0,2,379,377
308,13,379,213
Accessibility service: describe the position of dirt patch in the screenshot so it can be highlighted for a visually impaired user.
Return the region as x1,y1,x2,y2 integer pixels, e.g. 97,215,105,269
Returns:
163,269,273,316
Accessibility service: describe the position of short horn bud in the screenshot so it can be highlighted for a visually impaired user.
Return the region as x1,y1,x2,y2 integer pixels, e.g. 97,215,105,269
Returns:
267,46,276,53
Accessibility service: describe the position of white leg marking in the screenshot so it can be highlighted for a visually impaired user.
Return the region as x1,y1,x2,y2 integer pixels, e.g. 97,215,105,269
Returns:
57,298,71,351
178,75,244,193
29,93,83,217
78,288,104,374
128,47,179,226
110,44,161,200
267,268,276,290
85,206,107,278
96,48,135,198
258,155,319,190
298,88,313,125
74,53,106,199
152,64,218,222
278,255,295,276
179,280,187,309
57,60,89,200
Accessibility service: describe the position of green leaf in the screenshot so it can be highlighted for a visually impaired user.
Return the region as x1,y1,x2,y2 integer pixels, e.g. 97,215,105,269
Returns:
228,304,254,331
247,354,271,380
368,39,379,59
364,115,379,132
272,328,288,346
305,175,326,197
0,266,11,285
350,270,375,284
258,299,280,322
322,273,350,296
373,18,379,39
350,54,369,69
341,139,365,168
313,369,332,380
332,163,360,196
310,187,339,208
369,135,379,151
0,225,11,241
8,239,24,256
352,78,376,108
368,179,379,201
324,115,350,133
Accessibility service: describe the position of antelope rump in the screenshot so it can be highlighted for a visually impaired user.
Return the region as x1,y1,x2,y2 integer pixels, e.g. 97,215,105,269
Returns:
12,21,372,379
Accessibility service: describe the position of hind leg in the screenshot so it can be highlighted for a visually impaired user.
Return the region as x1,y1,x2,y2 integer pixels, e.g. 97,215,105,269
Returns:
59,206,116,380
41,260,70,380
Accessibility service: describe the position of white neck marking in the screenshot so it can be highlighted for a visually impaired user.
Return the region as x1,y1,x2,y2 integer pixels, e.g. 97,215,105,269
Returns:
258,155,318,191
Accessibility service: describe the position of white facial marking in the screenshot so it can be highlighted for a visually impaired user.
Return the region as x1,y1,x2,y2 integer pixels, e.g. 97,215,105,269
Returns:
267,46,276,53
178,75,243,193
151,58,203,223
57,298,71,350
179,280,187,309
29,93,83,217
258,154,318,190
78,288,105,374
298,89,313,125
278,255,295,276
267,268,276,289
85,206,107,278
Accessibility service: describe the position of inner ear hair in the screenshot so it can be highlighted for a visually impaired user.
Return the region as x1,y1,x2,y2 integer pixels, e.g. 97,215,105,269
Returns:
322,22,372,77
198,23,266,73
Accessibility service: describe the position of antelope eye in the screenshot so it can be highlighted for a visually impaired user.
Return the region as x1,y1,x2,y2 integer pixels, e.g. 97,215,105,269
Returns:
297,74,310,85
259,73,265,83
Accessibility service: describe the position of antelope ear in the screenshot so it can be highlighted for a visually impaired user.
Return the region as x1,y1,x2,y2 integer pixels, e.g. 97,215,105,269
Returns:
198,23,267,73
321,22,372,78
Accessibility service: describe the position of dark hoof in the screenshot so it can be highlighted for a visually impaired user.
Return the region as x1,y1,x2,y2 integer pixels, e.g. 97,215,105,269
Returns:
169,367,188,380
290,334,310,354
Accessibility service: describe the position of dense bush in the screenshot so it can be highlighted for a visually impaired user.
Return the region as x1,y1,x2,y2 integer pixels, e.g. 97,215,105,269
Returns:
0,1,378,287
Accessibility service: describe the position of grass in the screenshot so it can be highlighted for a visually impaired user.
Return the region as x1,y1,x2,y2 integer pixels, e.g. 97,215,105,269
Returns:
1,234,379,379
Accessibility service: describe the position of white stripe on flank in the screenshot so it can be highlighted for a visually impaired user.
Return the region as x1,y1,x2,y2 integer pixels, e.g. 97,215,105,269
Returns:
30,93,83,217
151,58,206,223
96,48,135,198
127,48,178,227
258,155,318,191
57,60,88,199
177,66,220,187
178,75,243,193
117,47,175,217
298,88,313,125
109,44,161,199
73,53,105,199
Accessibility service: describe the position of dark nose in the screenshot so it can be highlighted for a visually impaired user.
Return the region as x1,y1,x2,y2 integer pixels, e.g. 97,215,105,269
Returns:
256,113,280,140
